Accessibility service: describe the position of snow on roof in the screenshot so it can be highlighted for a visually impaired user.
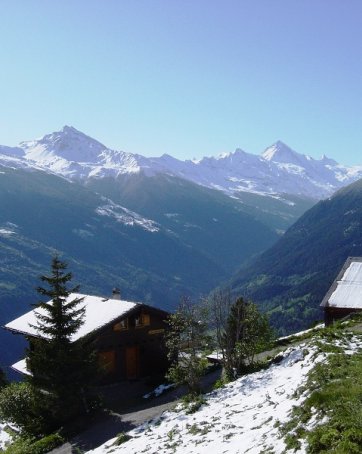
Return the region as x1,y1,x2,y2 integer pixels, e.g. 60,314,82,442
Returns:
321,258,362,309
11,358,31,376
5,293,139,342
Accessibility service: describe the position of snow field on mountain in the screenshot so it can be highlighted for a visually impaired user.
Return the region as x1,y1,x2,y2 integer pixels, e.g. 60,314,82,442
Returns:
87,338,353,454
96,199,160,232
0,229,15,237
2,126,362,200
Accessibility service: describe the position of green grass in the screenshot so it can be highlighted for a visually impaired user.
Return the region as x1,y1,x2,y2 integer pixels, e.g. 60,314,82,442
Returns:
305,350,362,453
113,432,132,446
181,394,207,414
4,433,64,454
280,323,362,453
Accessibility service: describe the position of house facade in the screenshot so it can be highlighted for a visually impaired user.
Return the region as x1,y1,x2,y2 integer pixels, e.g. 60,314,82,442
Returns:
93,304,170,382
5,292,170,383
320,257,362,326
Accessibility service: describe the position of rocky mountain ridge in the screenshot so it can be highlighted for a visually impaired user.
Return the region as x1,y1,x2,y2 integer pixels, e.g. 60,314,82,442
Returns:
2,126,362,200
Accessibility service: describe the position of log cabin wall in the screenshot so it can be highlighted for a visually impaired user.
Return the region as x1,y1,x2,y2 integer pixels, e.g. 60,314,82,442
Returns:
324,307,362,326
92,306,169,383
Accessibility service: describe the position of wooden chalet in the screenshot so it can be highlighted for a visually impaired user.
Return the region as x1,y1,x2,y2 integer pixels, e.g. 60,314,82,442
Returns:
5,290,170,383
320,257,362,326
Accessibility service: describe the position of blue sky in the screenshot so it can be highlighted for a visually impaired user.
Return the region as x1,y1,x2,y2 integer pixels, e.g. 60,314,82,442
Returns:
1,0,362,165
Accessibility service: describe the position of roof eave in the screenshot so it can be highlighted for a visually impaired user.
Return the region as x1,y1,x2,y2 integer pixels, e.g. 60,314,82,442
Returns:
3,325,44,340
320,256,362,308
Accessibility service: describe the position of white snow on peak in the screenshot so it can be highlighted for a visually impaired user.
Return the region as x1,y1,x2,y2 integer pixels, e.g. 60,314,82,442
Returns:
20,125,108,164
1,126,362,200
320,154,338,166
262,141,305,165
0,145,24,158
0,151,37,171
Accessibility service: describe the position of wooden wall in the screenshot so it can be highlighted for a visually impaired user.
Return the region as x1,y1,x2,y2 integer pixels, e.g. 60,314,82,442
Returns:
92,306,169,383
324,307,362,326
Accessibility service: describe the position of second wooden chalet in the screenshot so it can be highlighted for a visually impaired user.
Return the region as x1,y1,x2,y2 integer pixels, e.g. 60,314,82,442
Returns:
320,257,362,326
5,290,170,383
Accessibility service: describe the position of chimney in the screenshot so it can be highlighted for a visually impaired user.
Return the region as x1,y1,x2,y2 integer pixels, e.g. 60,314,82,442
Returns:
112,288,121,300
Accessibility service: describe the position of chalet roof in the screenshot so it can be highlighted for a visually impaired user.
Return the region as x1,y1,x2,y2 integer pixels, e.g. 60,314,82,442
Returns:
5,293,141,341
11,358,30,376
320,257,362,309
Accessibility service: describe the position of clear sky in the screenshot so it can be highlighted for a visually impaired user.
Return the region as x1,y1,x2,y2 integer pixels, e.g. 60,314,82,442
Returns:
1,0,362,165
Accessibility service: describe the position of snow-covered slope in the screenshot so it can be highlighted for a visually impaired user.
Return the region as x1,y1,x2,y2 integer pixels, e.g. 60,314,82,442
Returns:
88,346,315,454
16,126,147,179
1,126,362,199
86,333,362,454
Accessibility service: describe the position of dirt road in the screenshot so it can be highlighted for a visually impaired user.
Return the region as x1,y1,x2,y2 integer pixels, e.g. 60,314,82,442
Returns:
70,368,222,452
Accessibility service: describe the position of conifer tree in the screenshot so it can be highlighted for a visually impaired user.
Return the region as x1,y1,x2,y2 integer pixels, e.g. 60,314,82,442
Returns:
27,255,97,433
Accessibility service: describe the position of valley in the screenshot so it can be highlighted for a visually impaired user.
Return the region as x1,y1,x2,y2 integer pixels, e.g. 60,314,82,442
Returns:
1,126,362,373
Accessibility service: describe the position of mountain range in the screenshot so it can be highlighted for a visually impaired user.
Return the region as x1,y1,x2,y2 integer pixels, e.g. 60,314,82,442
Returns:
1,126,362,371
1,125,362,200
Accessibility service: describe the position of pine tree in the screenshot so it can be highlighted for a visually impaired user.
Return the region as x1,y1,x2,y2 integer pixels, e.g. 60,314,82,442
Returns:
27,255,97,433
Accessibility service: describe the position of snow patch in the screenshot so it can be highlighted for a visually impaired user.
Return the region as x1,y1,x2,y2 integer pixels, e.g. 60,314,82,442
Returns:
0,222,19,238
0,423,12,450
278,323,324,341
72,228,95,239
96,200,159,233
0,229,15,237
143,383,176,399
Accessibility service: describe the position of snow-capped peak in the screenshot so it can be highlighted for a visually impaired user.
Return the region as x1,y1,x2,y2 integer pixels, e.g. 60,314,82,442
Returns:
61,125,78,134
320,154,338,166
262,140,304,165
0,127,361,200
195,148,252,167
20,126,107,164
217,148,248,161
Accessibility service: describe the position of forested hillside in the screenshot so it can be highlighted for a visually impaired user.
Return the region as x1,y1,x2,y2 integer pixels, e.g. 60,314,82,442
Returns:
229,179,362,334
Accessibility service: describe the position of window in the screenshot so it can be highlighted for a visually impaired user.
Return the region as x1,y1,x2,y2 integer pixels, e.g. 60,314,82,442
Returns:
142,313,150,326
135,313,151,327
113,318,128,331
